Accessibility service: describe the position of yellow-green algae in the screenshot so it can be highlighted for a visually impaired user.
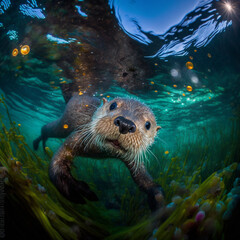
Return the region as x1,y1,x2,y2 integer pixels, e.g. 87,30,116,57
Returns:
104,165,237,240
0,96,110,240
0,95,240,240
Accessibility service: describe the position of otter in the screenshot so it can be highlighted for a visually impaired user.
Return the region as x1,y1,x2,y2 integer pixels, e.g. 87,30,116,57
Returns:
33,95,164,211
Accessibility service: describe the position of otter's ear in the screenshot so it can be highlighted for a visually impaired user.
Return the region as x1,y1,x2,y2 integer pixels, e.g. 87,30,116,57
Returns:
156,126,161,132
102,98,108,104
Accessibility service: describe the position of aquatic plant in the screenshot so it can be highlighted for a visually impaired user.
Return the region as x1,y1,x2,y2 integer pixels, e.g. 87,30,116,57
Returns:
0,95,111,239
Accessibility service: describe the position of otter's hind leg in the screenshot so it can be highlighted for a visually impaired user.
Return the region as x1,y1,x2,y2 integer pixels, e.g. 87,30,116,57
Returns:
49,135,98,203
33,136,42,151
33,124,51,151
33,118,69,151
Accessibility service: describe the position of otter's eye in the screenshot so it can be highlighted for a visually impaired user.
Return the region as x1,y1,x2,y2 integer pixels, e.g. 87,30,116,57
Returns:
145,121,151,130
109,102,117,111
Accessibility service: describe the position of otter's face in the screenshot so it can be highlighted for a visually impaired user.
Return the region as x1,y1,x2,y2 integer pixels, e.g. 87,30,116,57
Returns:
92,97,161,164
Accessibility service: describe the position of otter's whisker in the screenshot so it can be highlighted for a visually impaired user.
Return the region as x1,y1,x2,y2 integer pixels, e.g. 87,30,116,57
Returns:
83,132,94,149
73,133,86,149
142,147,148,166
84,132,97,150
73,125,94,149
155,135,168,146
74,123,91,132
82,130,93,144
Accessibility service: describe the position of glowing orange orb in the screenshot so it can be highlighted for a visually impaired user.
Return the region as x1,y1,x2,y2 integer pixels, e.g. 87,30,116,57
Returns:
207,53,212,58
165,151,169,155
16,161,21,166
186,62,194,70
182,93,186,96
173,84,177,88
12,48,19,56
20,45,30,55
187,86,193,92
63,124,68,129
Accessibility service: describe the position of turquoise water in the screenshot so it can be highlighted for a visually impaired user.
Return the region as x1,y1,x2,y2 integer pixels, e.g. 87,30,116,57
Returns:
0,0,240,239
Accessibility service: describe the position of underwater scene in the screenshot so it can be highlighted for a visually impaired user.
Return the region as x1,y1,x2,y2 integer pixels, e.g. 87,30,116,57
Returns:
0,0,240,239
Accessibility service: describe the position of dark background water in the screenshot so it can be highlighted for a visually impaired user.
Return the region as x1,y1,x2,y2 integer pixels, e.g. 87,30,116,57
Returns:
0,0,240,153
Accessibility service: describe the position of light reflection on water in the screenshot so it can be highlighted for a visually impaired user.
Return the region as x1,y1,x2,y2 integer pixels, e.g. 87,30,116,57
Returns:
112,0,233,58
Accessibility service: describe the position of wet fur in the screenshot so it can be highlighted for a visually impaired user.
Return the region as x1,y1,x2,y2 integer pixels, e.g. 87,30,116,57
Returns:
34,95,164,211
33,95,100,151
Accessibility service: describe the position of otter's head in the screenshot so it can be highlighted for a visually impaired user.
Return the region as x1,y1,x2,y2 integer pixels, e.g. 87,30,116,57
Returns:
90,97,161,167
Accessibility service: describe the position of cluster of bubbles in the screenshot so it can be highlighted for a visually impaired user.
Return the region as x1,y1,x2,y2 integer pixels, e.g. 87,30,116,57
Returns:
12,45,30,56
169,61,195,94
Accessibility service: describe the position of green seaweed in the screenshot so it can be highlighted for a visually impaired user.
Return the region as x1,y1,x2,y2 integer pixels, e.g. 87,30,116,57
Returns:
0,95,111,240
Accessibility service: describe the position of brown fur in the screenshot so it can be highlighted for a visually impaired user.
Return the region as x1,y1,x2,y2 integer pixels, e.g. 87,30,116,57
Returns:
34,95,164,211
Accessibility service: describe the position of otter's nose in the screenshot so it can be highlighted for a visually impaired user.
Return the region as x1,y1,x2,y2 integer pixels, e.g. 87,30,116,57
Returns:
114,116,136,134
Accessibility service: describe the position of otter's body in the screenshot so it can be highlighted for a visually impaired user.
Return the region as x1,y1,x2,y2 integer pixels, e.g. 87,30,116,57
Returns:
34,95,164,211
33,95,101,150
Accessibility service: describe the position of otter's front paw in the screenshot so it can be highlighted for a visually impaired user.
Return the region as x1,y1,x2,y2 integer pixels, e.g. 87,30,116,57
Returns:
147,186,165,212
51,173,98,204
67,179,98,203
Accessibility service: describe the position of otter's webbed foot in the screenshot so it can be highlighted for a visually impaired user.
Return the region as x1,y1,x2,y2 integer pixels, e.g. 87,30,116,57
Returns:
147,185,165,212
33,136,48,152
50,171,98,204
